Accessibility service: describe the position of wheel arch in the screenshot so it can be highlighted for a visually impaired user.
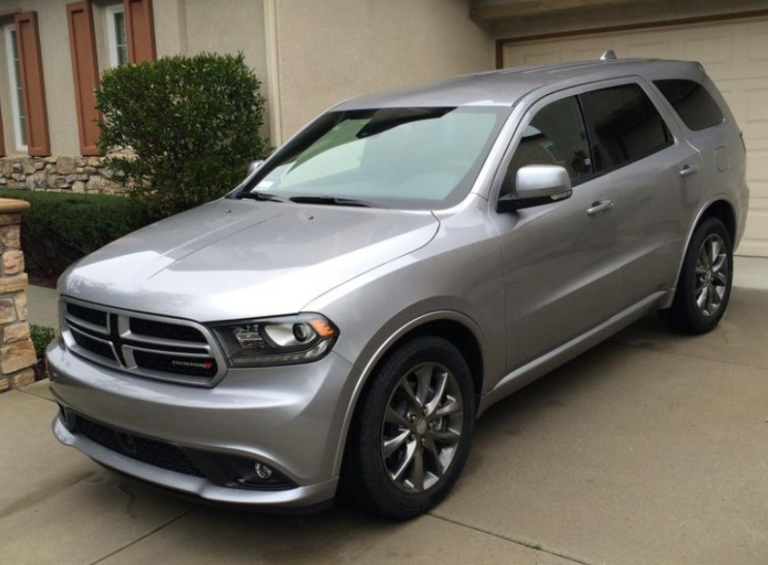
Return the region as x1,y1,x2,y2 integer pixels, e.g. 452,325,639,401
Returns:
667,196,737,304
332,311,487,477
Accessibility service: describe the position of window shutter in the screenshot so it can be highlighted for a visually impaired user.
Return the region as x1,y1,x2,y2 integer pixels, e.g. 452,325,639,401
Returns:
67,1,100,156
14,12,50,157
0,101,6,157
124,0,156,63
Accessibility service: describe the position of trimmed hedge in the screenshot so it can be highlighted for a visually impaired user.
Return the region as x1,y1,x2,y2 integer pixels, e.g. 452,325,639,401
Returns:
0,190,151,280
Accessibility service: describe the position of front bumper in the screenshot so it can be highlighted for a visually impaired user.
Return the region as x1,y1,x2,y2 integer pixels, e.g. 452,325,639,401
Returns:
47,341,360,508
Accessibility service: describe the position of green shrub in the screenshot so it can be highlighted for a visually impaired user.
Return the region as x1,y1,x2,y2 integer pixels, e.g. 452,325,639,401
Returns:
30,324,55,360
0,189,151,279
95,52,268,218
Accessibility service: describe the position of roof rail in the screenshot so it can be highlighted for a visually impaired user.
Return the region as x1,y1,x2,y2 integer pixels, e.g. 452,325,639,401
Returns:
599,50,617,61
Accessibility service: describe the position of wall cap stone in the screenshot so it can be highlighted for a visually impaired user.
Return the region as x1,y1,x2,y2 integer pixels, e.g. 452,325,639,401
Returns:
0,198,30,214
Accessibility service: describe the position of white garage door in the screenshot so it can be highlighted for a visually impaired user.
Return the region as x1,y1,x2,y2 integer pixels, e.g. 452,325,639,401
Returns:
501,17,768,257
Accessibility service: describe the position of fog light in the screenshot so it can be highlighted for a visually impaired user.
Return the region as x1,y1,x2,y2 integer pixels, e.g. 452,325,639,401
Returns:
254,462,273,480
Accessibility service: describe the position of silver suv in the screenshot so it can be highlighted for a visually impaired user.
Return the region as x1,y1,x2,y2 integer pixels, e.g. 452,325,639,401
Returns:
48,57,748,519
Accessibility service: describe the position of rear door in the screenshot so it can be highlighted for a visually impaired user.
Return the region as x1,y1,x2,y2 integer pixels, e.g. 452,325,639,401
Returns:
578,81,704,306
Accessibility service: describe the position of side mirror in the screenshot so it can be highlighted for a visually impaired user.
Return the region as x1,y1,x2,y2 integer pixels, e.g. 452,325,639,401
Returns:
247,160,265,177
497,165,572,213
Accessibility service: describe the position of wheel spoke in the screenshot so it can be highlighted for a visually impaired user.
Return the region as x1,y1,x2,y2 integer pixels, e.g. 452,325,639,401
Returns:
410,447,425,491
710,238,721,264
391,440,416,481
400,379,421,409
696,285,709,311
382,429,411,459
424,436,444,477
425,371,448,416
415,364,433,406
385,407,410,428
713,270,727,285
711,254,727,274
434,397,462,418
699,246,711,269
430,428,461,445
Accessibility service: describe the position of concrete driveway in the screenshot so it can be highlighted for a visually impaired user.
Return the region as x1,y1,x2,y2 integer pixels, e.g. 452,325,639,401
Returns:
2,258,767,565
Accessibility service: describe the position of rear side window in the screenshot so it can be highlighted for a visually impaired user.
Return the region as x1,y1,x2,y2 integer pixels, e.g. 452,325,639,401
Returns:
580,84,672,173
654,79,724,131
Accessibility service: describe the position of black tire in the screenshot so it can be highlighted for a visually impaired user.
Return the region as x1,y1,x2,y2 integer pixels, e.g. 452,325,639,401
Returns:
340,336,475,520
659,217,733,334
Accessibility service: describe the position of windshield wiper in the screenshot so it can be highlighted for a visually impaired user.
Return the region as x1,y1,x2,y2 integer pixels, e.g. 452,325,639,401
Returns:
290,195,378,208
235,190,287,203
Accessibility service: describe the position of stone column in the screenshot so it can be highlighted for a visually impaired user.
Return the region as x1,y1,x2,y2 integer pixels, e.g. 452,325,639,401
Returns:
0,199,36,392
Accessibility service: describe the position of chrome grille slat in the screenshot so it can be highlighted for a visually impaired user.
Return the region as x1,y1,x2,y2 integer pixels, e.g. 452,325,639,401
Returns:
60,298,225,387
65,315,109,336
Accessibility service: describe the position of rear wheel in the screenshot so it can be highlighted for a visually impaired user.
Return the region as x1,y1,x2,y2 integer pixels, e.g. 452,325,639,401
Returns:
342,336,475,520
660,217,733,334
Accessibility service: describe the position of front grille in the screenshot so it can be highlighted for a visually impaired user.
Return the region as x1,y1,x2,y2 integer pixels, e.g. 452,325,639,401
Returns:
62,299,223,385
71,413,204,478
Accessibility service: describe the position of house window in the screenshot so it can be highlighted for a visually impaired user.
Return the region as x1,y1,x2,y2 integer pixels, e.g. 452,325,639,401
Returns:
4,25,27,151
106,5,128,67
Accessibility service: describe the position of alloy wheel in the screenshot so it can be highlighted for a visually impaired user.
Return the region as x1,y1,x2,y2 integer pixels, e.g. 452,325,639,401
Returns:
695,233,728,318
381,362,464,493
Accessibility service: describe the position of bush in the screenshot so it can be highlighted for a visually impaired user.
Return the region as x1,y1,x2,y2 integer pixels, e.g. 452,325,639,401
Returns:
95,52,268,217
0,189,151,280
30,324,55,360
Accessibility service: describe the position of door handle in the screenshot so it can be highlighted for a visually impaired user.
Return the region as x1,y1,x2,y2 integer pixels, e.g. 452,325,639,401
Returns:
586,199,614,216
679,164,700,177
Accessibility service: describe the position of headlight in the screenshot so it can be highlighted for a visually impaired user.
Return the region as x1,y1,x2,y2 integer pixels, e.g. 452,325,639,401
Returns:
210,314,338,367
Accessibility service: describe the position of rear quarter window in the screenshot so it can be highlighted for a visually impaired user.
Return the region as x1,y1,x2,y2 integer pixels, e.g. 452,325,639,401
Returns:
654,79,724,131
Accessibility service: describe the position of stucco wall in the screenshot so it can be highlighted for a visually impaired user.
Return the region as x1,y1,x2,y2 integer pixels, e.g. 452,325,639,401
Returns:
272,0,494,142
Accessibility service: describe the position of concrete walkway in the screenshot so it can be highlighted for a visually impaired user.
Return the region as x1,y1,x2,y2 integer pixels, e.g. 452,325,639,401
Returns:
28,284,58,329
2,258,767,565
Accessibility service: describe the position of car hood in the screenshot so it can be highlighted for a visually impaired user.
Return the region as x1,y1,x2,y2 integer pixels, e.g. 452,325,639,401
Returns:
61,199,439,321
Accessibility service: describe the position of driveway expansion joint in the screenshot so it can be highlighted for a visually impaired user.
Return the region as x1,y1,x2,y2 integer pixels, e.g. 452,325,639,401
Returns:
428,512,599,565
87,505,200,565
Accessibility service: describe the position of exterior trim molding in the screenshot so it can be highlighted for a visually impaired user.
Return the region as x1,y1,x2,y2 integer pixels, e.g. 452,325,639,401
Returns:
495,8,768,69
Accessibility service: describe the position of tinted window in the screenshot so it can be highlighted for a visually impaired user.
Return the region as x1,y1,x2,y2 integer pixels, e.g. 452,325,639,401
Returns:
502,96,591,196
580,84,672,173
654,79,724,131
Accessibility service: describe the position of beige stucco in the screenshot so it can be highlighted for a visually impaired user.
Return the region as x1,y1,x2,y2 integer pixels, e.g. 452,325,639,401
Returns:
270,0,495,142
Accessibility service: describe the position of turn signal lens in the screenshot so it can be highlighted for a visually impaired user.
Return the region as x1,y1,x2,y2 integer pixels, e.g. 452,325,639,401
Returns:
309,317,337,338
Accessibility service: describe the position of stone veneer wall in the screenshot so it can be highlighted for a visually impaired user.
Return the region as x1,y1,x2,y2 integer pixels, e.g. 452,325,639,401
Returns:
0,156,122,193
0,198,37,392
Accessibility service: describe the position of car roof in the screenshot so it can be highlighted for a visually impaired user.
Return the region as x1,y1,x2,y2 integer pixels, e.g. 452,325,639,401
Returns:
334,59,701,110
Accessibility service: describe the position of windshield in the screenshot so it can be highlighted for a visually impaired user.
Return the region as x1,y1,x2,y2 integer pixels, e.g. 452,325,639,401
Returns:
239,106,510,210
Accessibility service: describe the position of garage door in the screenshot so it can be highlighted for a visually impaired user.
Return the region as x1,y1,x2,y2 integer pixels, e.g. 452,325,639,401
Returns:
500,17,768,257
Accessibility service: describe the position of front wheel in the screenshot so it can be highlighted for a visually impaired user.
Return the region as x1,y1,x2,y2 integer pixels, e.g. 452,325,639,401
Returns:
659,217,733,334
341,336,475,520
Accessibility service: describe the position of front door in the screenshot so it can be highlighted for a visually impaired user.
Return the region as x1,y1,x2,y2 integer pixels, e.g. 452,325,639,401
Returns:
490,92,621,371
